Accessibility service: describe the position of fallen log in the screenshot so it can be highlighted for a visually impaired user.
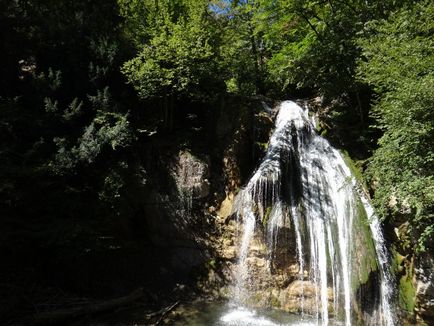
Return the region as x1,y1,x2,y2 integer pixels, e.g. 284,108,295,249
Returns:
29,288,143,325
145,301,179,325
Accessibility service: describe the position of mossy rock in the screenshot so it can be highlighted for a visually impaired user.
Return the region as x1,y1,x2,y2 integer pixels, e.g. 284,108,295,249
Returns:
391,233,417,315
399,274,416,313
262,206,272,225
351,198,379,291
340,150,367,191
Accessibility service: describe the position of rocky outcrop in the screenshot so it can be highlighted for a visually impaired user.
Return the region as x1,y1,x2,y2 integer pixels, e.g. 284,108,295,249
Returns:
415,253,434,324
390,219,434,325
213,219,335,316
171,97,277,300
173,151,210,199
216,97,275,194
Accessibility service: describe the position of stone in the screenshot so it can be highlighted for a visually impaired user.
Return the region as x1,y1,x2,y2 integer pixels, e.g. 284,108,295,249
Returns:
415,253,434,322
221,246,237,260
277,280,334,315
173,151,210,199
285,280,318,298
218,193,234,219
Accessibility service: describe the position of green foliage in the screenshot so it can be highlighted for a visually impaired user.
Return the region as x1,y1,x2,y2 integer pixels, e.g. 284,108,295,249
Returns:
0,0,134,259
121,0,224,100
252,0,357,96
218,0,266,95
52,109,131,172
358,2,434,252
98,162,129,204
252,0,411,98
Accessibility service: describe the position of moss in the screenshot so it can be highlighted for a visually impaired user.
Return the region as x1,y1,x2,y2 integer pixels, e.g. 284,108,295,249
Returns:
341,150,380,292
391,245,405,275
207,258,217,270
341,150,367,191
397,256,416,314
392,226,417,314
351,198,378,291
399,274,416,313
255,141,269,150
262,206,272,225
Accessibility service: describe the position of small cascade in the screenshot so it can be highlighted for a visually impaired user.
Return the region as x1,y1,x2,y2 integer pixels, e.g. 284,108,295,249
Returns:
227,101,395,325
361,195,396,326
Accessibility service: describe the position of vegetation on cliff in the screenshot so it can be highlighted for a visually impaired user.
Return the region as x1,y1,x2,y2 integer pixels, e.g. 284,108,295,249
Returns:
357,3,434,253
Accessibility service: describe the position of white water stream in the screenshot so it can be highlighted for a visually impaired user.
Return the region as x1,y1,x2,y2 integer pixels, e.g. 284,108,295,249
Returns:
224,101,395,325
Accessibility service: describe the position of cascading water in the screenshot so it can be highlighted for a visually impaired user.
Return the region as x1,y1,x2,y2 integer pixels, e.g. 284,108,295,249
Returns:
224,101,395,325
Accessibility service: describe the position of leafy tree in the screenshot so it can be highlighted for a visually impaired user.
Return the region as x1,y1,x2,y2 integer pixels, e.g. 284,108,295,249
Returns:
252,0,410,98
215,0,268,95
121,0,225,100
0,0,134,276
358,2,434,251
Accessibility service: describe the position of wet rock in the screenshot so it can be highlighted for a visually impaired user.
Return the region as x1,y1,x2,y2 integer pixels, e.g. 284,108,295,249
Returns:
277,280,334,315
174,151,210,199
221,246,237,260
217,193,234,219
285,280,319,298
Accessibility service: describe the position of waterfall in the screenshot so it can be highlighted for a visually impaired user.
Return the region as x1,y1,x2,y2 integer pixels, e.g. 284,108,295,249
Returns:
361,195,396,326
227,101,395,325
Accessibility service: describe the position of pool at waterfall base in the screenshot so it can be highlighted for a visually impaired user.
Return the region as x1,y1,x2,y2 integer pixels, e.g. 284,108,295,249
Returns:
177,301,321,325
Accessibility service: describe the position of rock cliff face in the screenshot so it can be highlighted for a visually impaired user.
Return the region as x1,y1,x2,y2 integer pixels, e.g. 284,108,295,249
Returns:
215,221,334,316
415,253,434,324
173,151,210,200
388,214,434,325
127,96,274,298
